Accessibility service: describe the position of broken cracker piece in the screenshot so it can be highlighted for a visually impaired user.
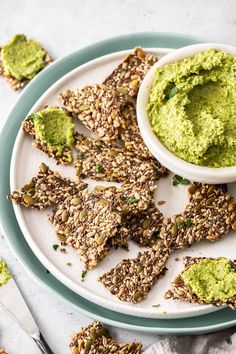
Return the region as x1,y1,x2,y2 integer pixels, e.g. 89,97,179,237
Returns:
75,133,166,185
165,256,236,310
104,47,157,98
70,321,142,353
0,34,52,90
7,163,87,210
22,106,75,165
160,183,236,250
50,187,128,270
59,84,126,143
99,240,170,303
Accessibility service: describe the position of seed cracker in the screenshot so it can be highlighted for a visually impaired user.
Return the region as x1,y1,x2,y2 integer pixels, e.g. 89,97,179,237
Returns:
74,133,166,185
22,109,74,165
120,104,153,158
128,202,164,246
50,187,128,270
7,163,87,210
59,84,126,143
160,183,236,250
70,321,142,354
165,256,236,309
104,47,157,98
99,240,170,303
0,47,52,90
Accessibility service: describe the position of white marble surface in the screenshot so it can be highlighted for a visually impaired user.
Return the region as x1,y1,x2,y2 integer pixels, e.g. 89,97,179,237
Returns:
1,0,236,353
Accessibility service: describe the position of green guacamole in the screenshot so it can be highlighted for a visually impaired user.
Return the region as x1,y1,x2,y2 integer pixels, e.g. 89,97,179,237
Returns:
182,258,236,302
147,49,236,167
0,260,12,286
29,106,75,156
1,34,46,80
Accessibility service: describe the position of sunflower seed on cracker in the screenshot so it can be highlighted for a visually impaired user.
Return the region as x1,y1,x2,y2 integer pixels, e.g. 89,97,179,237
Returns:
7,163,87,210
22,107,75,165
0,35,52,90
50,187,128,270
160,183,236,250
59,84,126,143
75,133,166,185
104,47,157,98
165,256,236,310
70,321,142,354
99,240,170,303
128,202,164,246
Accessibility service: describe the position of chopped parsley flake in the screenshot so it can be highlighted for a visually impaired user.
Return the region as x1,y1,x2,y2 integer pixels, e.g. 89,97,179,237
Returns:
81,270,87,281
125,196,136,204
96,164,104,173
53,244,59,251
173,174,190,186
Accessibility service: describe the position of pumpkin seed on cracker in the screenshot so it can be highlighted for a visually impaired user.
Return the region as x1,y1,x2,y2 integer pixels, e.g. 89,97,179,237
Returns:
0,34,52,90
22,106,75,165
165,256,236,310
70,321,142,353
104,47,157,98
7,163,87,210
160,183,236,250
99,240,170,303
59,84,126,143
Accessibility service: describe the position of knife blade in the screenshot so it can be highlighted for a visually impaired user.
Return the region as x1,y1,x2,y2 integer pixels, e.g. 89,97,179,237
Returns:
0,273,54,353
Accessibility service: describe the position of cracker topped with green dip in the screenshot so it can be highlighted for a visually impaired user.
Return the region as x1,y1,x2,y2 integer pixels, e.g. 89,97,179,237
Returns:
23,106,75,164
147,49,236,167
0,34,52,90
165,257,236,309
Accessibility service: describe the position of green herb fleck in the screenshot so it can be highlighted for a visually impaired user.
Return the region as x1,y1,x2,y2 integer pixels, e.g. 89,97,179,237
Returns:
152,304,160,308
176,222,184,228
27,112,38,121
96,164,104,173
173,174,190,186
125,196,136,205
185,217,192,226
166,86,178,99
81,270,87,281
225,337,232,345
95,144,102,151
53,244,59,251
80,151,87,159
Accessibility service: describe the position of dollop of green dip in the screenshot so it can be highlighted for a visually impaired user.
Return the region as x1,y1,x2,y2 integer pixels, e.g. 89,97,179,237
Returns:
1,34,46,80
147,48,236,167
0,260,12,286
182,258,236,302
29,106,75,158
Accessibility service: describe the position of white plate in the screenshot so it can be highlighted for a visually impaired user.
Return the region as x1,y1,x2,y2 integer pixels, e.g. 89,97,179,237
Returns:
10,48,236,319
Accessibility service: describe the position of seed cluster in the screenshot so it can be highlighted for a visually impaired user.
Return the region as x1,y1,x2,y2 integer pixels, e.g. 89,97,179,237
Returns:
160,183,236,250
23,111,73,165
7,163,87,210
70,321,142,354
99,240,170,303
75,133,166,185
165,256,236,310
0,47,52,90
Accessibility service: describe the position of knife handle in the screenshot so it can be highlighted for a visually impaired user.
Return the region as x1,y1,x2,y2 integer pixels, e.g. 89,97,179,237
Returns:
33,332,54,354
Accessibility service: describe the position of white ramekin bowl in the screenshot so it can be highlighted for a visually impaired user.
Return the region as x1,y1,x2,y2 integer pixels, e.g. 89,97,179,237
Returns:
137,43,236,184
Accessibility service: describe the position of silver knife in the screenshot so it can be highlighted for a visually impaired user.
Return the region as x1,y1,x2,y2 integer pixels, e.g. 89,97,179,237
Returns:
0,275,54,354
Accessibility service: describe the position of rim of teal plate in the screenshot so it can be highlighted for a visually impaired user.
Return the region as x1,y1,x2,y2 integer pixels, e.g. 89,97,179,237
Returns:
1,31,236,334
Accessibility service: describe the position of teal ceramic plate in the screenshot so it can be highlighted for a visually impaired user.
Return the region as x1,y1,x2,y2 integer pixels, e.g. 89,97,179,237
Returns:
1,32,236,333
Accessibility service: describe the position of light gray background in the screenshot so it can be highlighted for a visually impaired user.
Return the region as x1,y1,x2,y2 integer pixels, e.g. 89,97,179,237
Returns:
1,0,236,352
